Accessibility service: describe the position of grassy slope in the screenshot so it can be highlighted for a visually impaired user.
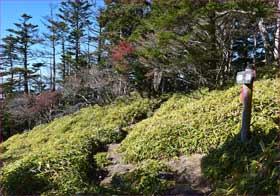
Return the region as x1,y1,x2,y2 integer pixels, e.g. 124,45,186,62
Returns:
0,94,160,194
0,79,279,194
121,79,279,162
120,78,280,194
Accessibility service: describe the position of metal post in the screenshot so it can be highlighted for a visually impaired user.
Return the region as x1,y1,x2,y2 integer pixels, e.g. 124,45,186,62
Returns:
236,67,255,143
241,82,253,143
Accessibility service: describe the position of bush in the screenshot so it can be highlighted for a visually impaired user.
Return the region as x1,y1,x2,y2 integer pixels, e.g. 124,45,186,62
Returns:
118,78,280,194
1,79,279,195
3,92,61,137
0,94,158,194
94,152,111,168
120,79,280,163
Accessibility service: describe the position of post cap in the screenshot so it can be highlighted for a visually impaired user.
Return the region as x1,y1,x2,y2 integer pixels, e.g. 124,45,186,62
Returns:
236,69,255,84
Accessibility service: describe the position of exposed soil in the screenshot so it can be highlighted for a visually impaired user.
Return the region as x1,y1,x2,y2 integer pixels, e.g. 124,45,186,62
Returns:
99,143,212,194
167,154,212,194
98,99,212,194
100,143,135,187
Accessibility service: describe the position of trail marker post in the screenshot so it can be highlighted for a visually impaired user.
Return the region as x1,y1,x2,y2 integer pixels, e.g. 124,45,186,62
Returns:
236,68,256,143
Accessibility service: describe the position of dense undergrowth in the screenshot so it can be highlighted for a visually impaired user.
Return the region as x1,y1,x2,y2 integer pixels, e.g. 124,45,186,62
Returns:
0,79,279,195
120,78,280,194
0,94,160,194
121,79,279,161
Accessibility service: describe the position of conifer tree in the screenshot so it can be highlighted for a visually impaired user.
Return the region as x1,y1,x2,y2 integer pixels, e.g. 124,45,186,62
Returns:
58,0,93,71
0,34,18,93
7,14,39,94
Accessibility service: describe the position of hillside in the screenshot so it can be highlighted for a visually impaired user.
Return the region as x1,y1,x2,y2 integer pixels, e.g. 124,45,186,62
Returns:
0,78,279,195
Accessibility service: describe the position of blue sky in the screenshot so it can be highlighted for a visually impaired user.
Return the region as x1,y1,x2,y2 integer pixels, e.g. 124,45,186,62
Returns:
1,0,59,40
0,0,105,40
0,0,105,81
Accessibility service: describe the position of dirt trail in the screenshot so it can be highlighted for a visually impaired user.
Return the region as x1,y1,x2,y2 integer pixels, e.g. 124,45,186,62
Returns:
98,99,212,193
167,154,212,194
100,143,135,187
99,143,211,194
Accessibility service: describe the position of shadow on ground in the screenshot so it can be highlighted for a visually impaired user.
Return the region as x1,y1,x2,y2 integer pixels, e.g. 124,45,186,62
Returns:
201,126,280,195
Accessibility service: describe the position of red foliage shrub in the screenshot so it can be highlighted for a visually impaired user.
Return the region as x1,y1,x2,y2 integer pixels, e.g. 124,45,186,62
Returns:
6,92,61,132
111,40,135,61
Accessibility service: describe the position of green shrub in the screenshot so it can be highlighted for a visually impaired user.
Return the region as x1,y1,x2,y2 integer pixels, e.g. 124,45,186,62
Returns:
0,94,158,194
0,157,52,194
119,79,280,194
1,79,279,195
94,152,111,168
120,79,280,163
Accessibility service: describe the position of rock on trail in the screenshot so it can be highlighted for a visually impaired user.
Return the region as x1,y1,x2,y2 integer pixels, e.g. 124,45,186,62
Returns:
100,143,212,194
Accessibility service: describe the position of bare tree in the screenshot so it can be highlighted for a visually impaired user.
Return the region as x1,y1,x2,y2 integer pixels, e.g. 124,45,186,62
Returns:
43,4,59,91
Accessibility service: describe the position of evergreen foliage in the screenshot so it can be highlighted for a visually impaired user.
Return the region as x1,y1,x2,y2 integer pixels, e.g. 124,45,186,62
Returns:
6,14,40,94
0,34,18,93
58,0,93,69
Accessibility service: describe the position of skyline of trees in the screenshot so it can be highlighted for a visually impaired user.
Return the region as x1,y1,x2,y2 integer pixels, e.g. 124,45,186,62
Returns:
0,1,102,95
1,0,279,96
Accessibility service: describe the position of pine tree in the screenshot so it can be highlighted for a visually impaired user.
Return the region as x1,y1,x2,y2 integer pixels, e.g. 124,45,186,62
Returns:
58,0,93,71
31,62,46,93
57,21,69,80
7,14,40,94
0,34,18,94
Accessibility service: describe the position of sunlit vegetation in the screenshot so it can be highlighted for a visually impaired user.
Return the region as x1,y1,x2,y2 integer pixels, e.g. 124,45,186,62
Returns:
0,78,279,194
0,0,280,195
0,94,159,194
